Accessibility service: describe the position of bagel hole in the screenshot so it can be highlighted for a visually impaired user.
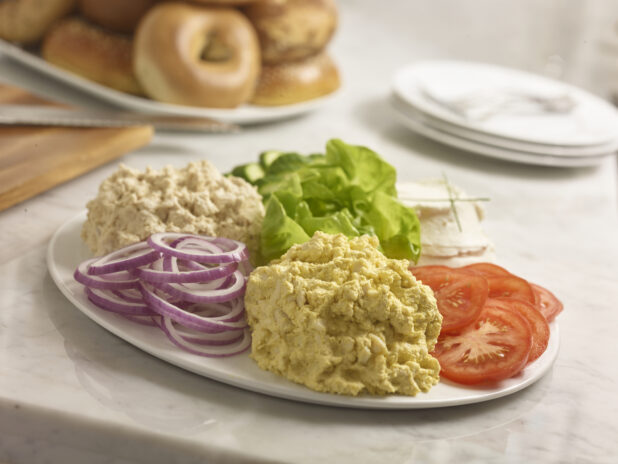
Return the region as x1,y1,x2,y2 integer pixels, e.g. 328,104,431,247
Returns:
200,31,232,62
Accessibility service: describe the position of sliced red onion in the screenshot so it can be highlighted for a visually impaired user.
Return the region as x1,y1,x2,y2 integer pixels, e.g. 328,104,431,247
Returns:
87,241,160,275
75,259,139,290
148,233,249,263
151,314,243,345
157,270,246,304
86,287,156,316
164,319,245,345
183,299,245,323
139,282,247,332
162,256,204,273
160,318,251,357
165,273,230,292
174,237,224,254
137,258,238,284
75,232,252,358
112,288,144,304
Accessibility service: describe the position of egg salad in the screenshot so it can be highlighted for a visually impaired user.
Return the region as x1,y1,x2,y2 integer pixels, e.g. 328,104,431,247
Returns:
244,232,442,396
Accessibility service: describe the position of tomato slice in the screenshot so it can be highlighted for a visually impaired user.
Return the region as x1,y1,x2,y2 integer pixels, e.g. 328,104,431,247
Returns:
485,298,549,363
409,265,452,285
410,267,487,334
531,283,563,322
432,303,532,385
486,275,535,303
460,262,511,277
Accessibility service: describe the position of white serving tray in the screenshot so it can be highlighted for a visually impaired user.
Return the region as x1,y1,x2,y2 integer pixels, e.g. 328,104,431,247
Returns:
47,212,560,410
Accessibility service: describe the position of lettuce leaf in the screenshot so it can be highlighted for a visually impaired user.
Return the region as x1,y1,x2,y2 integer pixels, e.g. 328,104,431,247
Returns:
325,139,397,197
232,139,421,264
260,196,310,263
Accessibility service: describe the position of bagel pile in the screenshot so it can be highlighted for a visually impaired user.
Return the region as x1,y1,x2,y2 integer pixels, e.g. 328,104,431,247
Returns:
0,0,340,108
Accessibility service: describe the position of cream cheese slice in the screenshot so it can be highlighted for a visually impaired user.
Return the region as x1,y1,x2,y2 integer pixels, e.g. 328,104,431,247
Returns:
397,179,495,266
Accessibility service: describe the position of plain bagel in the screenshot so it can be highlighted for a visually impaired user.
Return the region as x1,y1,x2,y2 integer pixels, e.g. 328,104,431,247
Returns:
0,0,76,44
243,0,337,64
133,3,261,108
251,51,339,106
42,17,143,95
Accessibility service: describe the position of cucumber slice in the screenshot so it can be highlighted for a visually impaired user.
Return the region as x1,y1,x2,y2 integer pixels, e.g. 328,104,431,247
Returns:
259,150,284,169
230,163,264,183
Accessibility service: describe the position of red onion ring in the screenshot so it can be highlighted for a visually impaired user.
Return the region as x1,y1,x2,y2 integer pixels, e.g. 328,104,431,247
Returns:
140,282,247,333
137,258,238,284
162,257,204,272
87,241,160,275
148,233,249,264
160,319,251,357
183,298,246,323
158,317,245,346
157,270,246,304
86,287,156,316
112,288,144,304
174,237,224,254
75,259,139,290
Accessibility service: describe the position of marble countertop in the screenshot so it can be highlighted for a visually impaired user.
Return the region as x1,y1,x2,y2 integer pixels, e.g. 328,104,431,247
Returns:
1,1,618,462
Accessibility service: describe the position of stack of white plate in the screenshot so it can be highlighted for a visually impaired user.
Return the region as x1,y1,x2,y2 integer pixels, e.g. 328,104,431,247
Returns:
391,61,618,167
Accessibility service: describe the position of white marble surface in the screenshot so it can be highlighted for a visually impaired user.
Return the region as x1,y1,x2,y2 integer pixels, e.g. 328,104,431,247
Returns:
1,1,618,462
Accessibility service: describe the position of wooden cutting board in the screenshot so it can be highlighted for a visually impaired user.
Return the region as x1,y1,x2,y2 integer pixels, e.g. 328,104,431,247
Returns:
0,84,153,212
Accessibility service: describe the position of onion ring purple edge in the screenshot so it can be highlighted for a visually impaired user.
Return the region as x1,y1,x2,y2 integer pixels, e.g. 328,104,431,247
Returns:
138,261,238,284
139,282,247,332
112,289,144,304
169,321,245,346
181,299,246,323
75,259,139,290
86,287,156,316
147,233,248,264
162,255,205,273
157,271,246,304
160,318,251,357
87,241,160,275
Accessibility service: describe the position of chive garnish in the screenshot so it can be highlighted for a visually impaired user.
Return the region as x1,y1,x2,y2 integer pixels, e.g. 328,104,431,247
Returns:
443,172,461,232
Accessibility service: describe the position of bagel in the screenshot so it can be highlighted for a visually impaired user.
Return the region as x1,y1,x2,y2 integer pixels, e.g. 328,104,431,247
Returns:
134,3,261,108
251,51,339,106
0,0,76,44
243,0,337,64
42,17,143,95
79,0,156,33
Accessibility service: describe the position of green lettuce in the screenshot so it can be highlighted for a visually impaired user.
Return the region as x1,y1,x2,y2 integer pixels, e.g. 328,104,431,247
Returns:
230,139,421,264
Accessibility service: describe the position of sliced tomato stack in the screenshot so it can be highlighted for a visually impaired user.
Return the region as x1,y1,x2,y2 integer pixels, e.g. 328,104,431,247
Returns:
410,262,562,386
